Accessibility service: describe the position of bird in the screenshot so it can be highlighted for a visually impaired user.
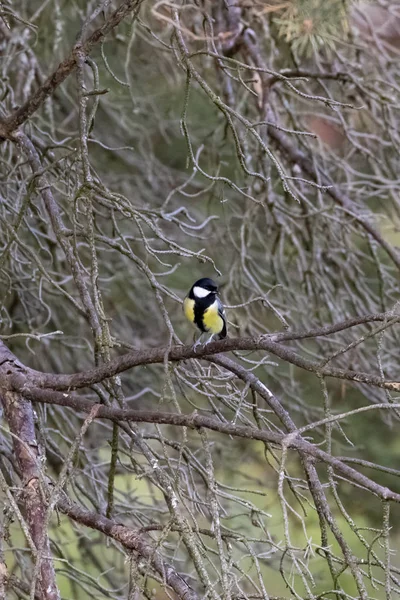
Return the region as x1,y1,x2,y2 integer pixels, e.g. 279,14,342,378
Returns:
183,277,227,348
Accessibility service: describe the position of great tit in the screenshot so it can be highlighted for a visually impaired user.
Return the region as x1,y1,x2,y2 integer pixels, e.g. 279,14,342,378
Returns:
183,278,227,347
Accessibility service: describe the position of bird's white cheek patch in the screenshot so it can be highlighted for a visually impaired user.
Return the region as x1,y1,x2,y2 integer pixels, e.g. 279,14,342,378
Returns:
193,286,211,298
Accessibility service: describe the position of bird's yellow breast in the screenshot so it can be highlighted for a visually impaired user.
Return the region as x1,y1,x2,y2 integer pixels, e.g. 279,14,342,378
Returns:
183,297,195,323
203,301,224,334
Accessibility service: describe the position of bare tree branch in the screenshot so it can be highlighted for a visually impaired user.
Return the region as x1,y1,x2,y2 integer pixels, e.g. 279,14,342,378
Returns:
57,495,199,600
0,390,60,600
2,1,400,597
4,329,400,393
0,0,144,138
16,385,400,503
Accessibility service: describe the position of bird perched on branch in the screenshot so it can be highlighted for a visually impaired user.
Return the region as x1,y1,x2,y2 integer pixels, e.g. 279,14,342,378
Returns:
183,278,227,348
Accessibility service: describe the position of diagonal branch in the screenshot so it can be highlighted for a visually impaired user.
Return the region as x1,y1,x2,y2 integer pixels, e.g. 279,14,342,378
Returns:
0,0,144,138
57,494,199,600
238,29,400,272
16,386,400,504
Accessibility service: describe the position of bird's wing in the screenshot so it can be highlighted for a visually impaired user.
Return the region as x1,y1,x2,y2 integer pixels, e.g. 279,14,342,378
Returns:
183,296,195,323
217,297,227,326
216,296,227,338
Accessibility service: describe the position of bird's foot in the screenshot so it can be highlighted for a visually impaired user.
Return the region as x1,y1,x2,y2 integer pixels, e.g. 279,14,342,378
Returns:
193,336,203,352
203,333,215,347
193,333,214,352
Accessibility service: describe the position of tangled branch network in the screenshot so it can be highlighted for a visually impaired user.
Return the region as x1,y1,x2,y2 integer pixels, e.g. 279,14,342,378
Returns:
2,1,400,600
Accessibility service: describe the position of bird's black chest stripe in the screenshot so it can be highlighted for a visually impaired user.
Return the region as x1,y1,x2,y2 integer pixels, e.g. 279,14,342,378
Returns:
193,294,215,332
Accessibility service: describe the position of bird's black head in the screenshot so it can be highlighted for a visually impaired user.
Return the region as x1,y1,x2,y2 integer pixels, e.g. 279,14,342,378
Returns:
189,277,219,300
193,278,218,291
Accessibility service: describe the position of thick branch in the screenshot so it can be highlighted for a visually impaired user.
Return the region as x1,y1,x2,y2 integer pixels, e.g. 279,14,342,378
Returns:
0,391,60,600
6,333,400,393
57,495,199,600
18,386,400,503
